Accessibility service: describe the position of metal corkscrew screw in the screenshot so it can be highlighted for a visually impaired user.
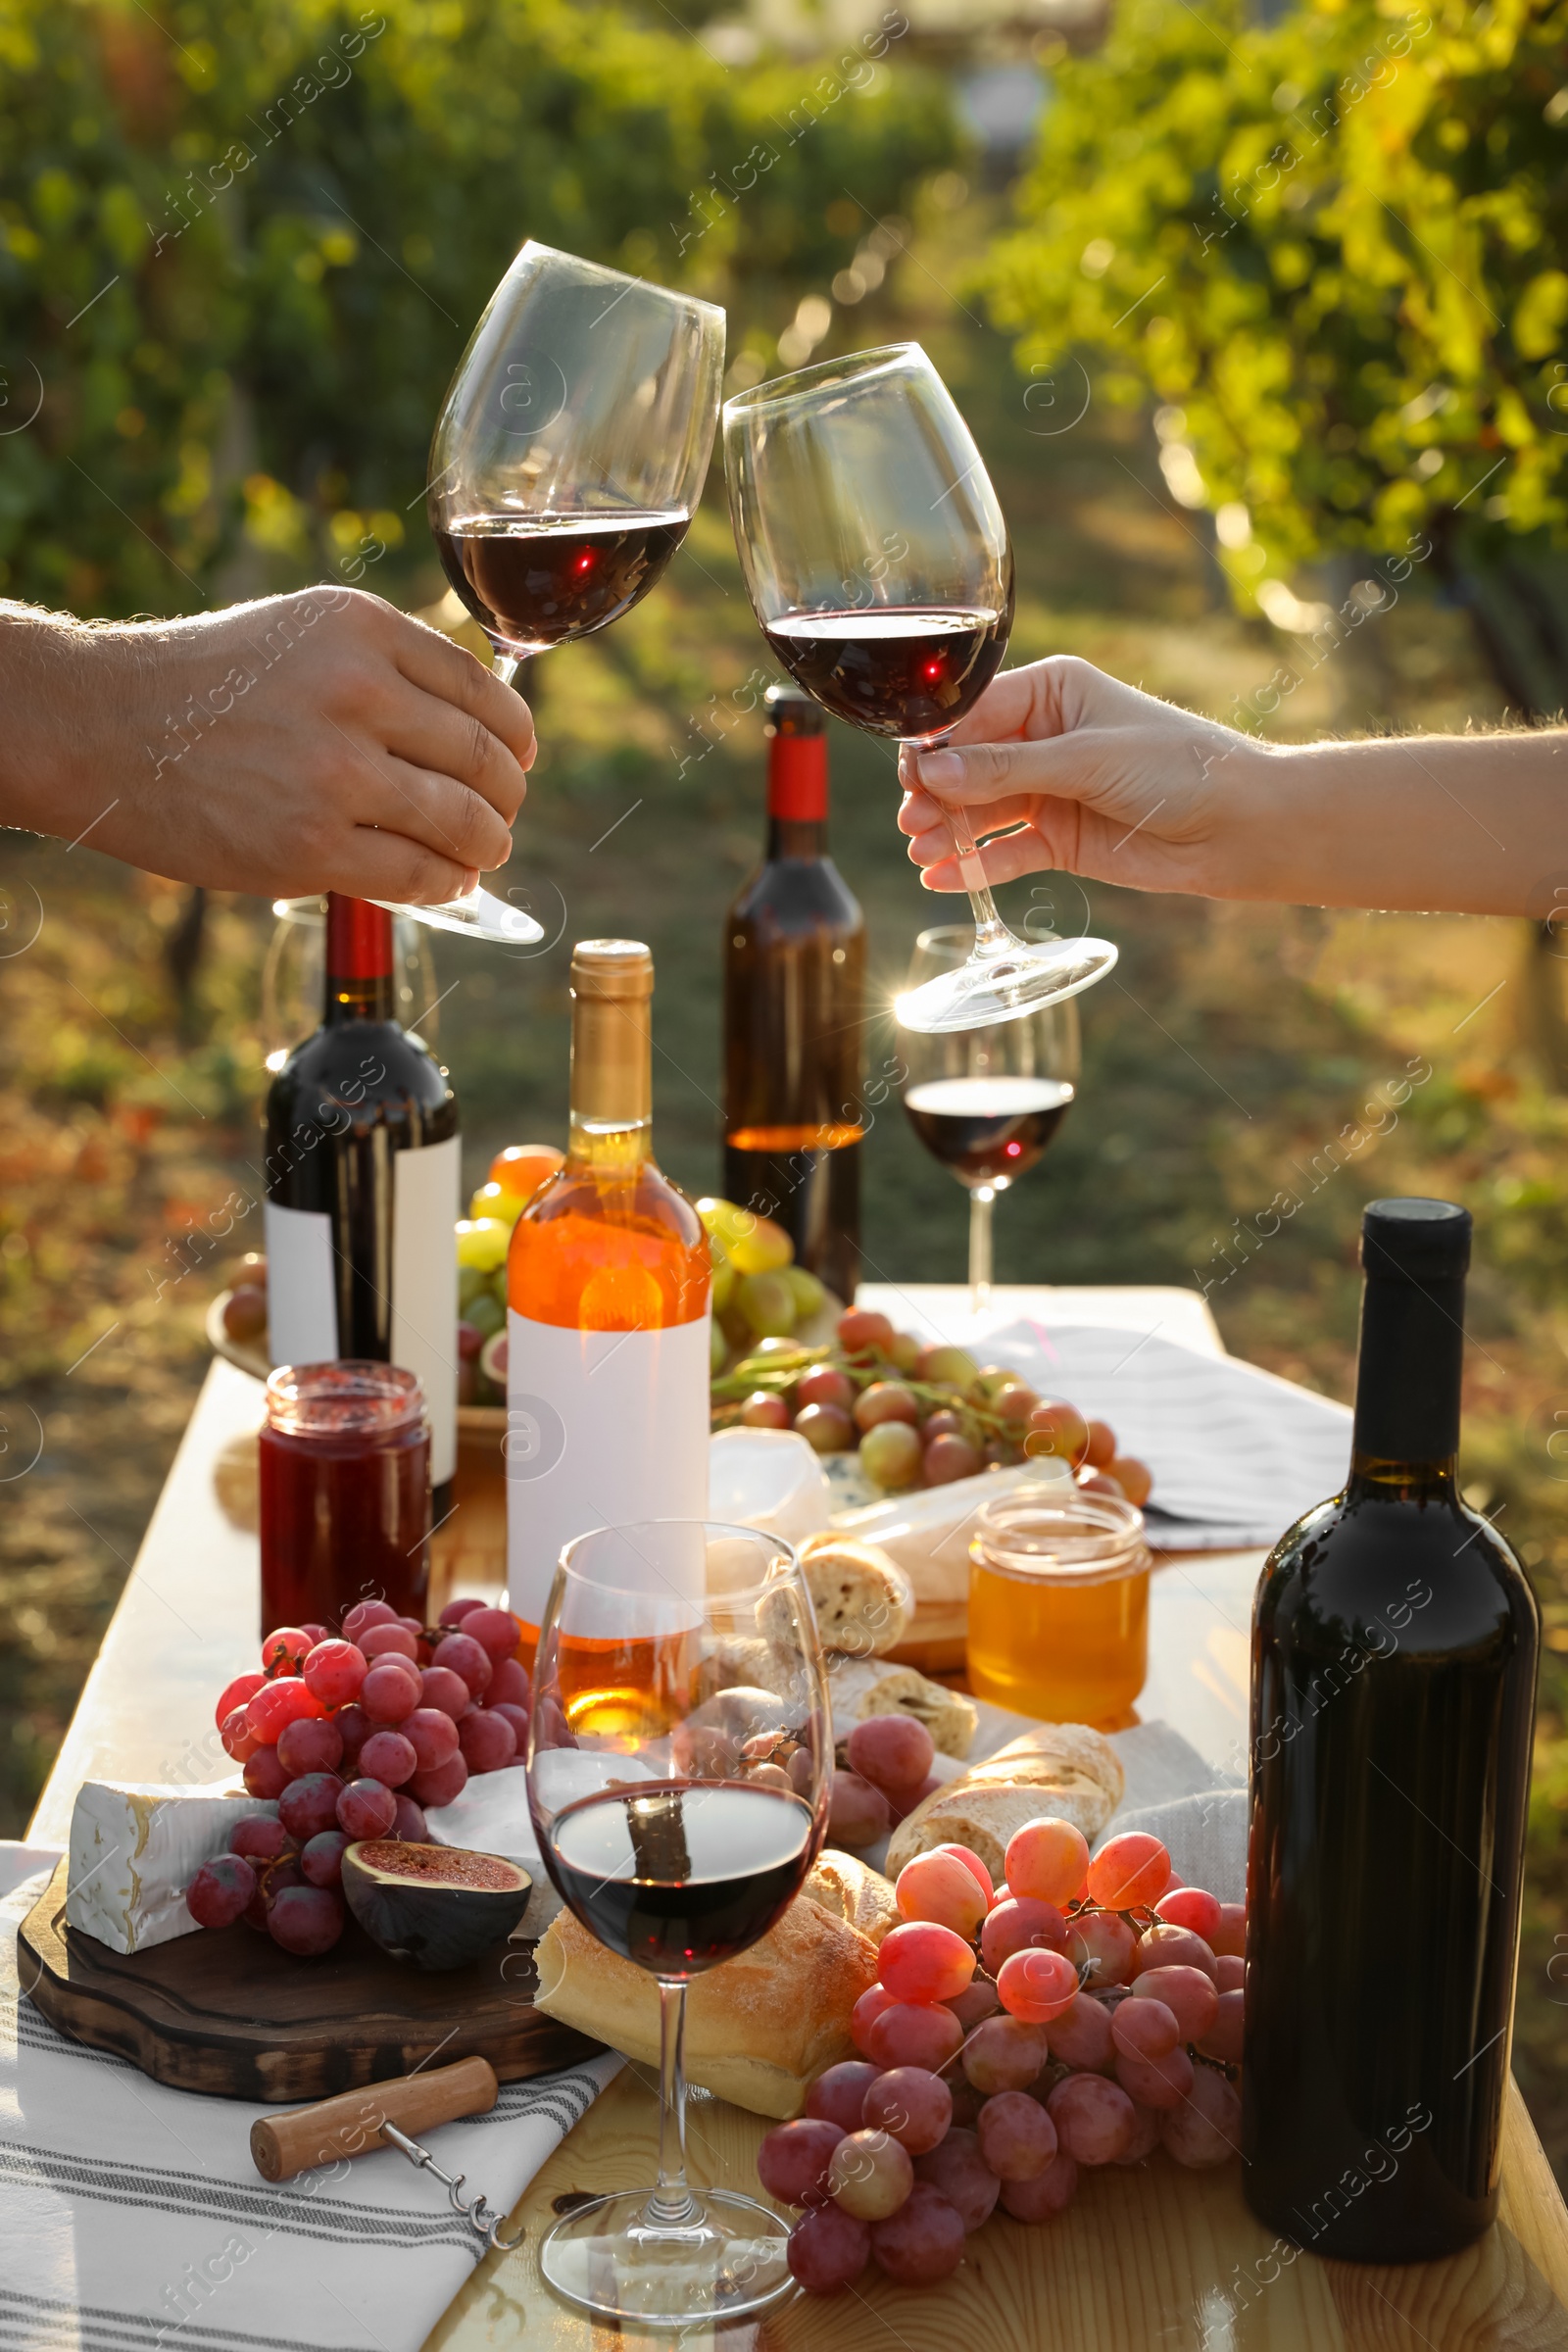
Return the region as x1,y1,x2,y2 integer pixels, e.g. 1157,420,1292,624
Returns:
382,2123,525,2254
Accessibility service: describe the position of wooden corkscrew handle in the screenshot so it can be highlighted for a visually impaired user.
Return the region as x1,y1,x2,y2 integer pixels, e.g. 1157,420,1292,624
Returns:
250,2056,500,2182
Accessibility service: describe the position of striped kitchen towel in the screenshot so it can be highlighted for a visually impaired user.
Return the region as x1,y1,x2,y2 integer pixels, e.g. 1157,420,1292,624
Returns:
0,1867,620,2352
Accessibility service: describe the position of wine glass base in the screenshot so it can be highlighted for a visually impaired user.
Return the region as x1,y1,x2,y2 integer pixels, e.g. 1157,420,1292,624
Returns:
896,934,1118,1033
539,2186,794,2326
369,885,544,946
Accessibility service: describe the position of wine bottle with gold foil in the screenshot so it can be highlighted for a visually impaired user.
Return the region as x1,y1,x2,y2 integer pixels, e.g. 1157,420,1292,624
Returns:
505,940,710,1632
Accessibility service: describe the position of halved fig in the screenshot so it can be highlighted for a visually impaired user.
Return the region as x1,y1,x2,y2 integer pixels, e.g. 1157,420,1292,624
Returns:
340,1838,530,1972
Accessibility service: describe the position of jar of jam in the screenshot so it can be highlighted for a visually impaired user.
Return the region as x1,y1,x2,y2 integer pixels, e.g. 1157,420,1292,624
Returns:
259,1361,431,1635
968,1485,1151,1728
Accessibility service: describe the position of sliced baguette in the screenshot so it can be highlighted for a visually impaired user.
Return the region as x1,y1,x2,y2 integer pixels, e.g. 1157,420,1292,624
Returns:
802,1847,900,1945
884,1723,1125,1884
825,1657,978,1758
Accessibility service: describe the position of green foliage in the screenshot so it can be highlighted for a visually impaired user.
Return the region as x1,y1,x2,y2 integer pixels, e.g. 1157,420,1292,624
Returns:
983,0,1568,605
0,0,956,614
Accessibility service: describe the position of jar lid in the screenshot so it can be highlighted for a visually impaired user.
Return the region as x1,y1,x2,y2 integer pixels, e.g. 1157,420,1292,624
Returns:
265,1360,424,1439
970,1483,1148,1583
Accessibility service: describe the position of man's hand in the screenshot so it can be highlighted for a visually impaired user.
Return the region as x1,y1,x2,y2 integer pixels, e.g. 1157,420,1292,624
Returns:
1,586,536,902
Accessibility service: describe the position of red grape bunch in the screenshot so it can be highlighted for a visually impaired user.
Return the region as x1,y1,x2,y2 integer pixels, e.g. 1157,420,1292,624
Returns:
753,1817,1246,2294
190,1595,532,1958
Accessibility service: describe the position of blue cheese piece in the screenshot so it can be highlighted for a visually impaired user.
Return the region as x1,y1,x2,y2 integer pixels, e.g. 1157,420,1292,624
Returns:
66,1780,277,1954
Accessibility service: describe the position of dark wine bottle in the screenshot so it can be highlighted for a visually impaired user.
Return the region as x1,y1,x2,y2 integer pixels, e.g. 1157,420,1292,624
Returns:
1243,1197,1539,2261
722,688,865,1303
263,896,461,1517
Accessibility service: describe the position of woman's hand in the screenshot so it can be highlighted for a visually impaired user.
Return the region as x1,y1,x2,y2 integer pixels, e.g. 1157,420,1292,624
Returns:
3,586,536,904
898,654,1568,918
898,656,1270,901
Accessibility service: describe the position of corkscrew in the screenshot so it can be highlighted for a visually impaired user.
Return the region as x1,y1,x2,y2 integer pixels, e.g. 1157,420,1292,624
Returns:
250,2055,524,2255
381,2121,525,2253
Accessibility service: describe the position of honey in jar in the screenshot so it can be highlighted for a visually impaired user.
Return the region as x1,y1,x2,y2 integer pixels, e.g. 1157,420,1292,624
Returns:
967,1486,1151,1728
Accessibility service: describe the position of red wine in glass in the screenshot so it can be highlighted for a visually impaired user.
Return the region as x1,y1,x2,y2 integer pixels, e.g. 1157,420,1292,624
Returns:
761,605,1010,739
903,1074,1075,1188
542,1780,815,1978
435,512,691,656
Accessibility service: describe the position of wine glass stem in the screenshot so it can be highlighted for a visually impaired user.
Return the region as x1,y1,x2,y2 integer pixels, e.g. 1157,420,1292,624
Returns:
492,653,521,690
943,796,1013,956
969,1184,995,1319
645,1978,699,2229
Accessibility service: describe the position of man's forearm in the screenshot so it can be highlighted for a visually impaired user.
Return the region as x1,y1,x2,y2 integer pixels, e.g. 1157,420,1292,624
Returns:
1237,729,1568,917
0,604,120,843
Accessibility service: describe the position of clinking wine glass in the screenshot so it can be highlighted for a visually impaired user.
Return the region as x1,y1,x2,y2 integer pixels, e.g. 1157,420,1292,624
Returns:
526,1520,830,2326
900,922,1081,1320
380,242,725,947
723,342,1117,1031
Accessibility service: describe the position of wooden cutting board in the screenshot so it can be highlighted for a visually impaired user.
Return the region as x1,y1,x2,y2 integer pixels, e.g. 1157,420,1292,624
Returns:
19,1858,598,2102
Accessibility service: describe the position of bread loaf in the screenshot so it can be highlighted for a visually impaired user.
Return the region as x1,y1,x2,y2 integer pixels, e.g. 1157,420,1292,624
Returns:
802,1847,899,1945
532,1893,879,2119
885,1723,1124,1883
760,1534,912,1658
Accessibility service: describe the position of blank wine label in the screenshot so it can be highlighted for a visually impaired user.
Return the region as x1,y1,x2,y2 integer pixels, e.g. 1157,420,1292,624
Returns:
505,1309,710,1624
263,1200,337,1367
392,1132,461,1489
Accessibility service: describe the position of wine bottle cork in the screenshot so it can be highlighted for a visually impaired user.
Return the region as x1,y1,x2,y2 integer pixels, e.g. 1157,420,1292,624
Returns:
250,2056,499,2182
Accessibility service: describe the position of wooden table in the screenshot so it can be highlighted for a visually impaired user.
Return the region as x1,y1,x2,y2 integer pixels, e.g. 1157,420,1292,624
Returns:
27,1288,1568,2349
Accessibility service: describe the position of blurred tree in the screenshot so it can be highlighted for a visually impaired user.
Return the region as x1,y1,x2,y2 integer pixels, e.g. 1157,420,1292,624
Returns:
0,0,956,614
982,0,1568,712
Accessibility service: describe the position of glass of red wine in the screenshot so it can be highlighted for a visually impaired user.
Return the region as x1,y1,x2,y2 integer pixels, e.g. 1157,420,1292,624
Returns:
526,1519,830,2326
900,922,1080,1319
723,343,1117,1030
389,243,725,946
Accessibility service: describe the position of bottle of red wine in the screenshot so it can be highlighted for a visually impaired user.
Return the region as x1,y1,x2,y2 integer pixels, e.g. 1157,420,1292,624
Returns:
264,896,461,1516
1243,1198,1538,2260
722,689,865,1302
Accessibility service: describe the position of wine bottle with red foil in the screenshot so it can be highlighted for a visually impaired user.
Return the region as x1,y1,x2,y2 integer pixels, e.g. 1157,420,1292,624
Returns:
263,895,461,1517
722,688,865,1303
1243,1199,1539,2260
506,940,710,1635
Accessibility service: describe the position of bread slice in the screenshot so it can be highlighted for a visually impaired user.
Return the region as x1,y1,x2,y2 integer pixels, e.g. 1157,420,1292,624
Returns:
532,1892,879,2119
802,1847,900,1945
760,1534,912,1658
885,1723,1125,1883
825,1658,977,1759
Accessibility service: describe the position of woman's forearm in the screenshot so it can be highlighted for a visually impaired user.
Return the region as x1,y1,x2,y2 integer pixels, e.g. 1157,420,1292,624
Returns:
1241,730,1568,917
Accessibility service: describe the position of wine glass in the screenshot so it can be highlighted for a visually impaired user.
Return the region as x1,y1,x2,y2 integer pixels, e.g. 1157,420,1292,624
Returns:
380,243,725,946
526,1520,830,2326
723,342,1117,1031
899,922,1080,1321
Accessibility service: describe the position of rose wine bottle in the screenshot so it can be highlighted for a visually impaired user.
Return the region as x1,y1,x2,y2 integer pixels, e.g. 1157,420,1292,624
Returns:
722,688,865,1302
263,895,460,1513
506,940,710,1632
1243,1198,1539,2260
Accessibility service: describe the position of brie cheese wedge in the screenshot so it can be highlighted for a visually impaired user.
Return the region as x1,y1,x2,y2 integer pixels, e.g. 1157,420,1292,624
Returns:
65,1779,276,1954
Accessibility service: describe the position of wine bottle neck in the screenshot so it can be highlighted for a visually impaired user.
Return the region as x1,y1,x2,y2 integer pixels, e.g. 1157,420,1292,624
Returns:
567,990,654,1168
765,816,827,860
1347,1452,1458,1501
1350,1266,1465,1465
767,728,827,825
324,894,395,1023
